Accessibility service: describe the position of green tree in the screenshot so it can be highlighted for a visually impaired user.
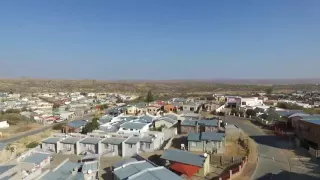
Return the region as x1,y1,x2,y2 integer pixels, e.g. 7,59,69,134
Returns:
265,87,273,95
81,118,100,134
146,90,154,103
246,109,257,117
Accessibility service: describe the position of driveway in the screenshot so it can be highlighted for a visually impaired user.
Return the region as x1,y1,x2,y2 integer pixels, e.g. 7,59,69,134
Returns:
224,116,320,180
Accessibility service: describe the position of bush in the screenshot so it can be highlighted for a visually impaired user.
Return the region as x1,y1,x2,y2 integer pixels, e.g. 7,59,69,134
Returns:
217,112,225,116
53,123,66,130
246,109,257,117
26,141,39,148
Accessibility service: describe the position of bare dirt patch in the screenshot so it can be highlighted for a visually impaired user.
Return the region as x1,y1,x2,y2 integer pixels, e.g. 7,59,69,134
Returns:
0,123,42,139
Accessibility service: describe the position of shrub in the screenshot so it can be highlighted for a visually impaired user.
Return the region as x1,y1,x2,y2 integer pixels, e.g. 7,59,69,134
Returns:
26,141,39,148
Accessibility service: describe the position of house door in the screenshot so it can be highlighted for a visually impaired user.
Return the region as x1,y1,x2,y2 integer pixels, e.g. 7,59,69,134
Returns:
118,145,122,156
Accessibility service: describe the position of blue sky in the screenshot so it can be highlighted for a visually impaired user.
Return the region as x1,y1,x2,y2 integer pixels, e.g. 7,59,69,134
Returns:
0,0,319,80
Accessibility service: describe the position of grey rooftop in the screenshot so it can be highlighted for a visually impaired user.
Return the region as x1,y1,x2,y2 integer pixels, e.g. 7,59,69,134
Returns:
42,137,61,144
61,137,81,144
188,132,225,142
121,122,148,130
80,137,101,145
102,137,126,145
161,149,206,167
113,161,155,180
22,153,50,165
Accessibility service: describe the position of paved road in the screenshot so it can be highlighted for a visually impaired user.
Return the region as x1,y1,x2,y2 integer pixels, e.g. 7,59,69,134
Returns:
224,116,320,180
0,113,94,144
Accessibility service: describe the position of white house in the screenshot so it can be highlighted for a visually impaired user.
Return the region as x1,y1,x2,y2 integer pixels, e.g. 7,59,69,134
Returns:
118,122,151,134
240,97,264,107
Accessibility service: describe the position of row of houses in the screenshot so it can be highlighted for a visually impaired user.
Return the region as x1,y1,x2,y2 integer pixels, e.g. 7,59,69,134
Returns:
41,131,165,157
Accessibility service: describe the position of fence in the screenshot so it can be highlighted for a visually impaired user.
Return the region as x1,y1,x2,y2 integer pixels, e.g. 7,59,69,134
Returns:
216,156,248,180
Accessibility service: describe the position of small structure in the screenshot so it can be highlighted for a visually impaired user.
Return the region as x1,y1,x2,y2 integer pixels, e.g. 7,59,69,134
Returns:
154,117,177,129
180,120,220,134
161,149,210,178
21,152,51,169
41,137,61,153
79,137,101,155
187,132,226,153
101,137,126,156
60,137,81,155
63,120,88,133
118,122,150,134
113,159,182,180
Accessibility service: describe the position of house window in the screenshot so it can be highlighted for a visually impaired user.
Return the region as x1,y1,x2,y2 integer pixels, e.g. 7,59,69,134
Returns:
242,102,246,105
191,142,196,147
130,129,133,131
123,128,127,130
129,144,133,148
146,143,151,149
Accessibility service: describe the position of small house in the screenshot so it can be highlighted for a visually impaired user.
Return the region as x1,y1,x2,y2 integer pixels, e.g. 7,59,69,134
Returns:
154,117,177,129
101,137,126,157
60,137,81,155
21,152,51,169
180,120,220,134
79,137,101,155
161,149,210,178
41,137,61,153
187,132,225,153
63,120,88,133
118,122,150,134
122,136,140,157
113,159,182,180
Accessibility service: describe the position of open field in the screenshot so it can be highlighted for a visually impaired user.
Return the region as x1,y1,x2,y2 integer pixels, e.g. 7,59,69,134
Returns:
0,123,42,139
0,78,319,94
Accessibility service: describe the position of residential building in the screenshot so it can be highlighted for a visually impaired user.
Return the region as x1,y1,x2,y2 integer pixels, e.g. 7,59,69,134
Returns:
154,117,177,129
161,149,210,178
41,137,62,153
112,159,182,180
63,120,88,133
79,137,102,155
180,120,220,134
182,102,200,112
38,158,99,180
163,104,176,112
187,132,226,153
60,137,82,155
101,136,126,157
118,122,151,134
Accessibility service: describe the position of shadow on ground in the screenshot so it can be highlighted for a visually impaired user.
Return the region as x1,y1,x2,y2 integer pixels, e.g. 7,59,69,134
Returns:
257,170,319,180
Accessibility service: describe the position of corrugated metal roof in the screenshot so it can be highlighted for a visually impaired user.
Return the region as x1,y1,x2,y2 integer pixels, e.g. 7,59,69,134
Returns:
80,137,101,145
40,161,81,180
113,158,138,168
301,115,320,120
156,117,177,124
303,120,320,125
0,165,16,175
102,137,125,145
113,161,155,180
23,153,50,164
163,114,178,120
161,149,206,167
61,137,80,144
288,113,309,119
181,120,218,127
82,161,99,172
188,132,225,142
140,136,153,143
125,137,141,144
67,120,88,129
121,122,148,130
138,115,154,123
42,137,61,144
129,166,183,180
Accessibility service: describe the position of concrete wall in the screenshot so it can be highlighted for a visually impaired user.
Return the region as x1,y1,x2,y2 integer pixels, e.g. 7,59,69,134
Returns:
188,140,225,153
122,142,139,157
79,143,99,154
60,143,76,154
100,143,120,156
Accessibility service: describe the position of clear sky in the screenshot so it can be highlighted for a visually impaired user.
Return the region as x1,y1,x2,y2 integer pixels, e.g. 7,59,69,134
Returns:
0,0,319,80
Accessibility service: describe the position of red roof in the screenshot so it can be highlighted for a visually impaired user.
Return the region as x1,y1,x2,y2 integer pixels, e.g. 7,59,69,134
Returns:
170,162,200,177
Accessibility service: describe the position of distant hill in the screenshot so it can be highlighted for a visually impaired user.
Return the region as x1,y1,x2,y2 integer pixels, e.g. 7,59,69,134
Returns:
0,78,319,94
